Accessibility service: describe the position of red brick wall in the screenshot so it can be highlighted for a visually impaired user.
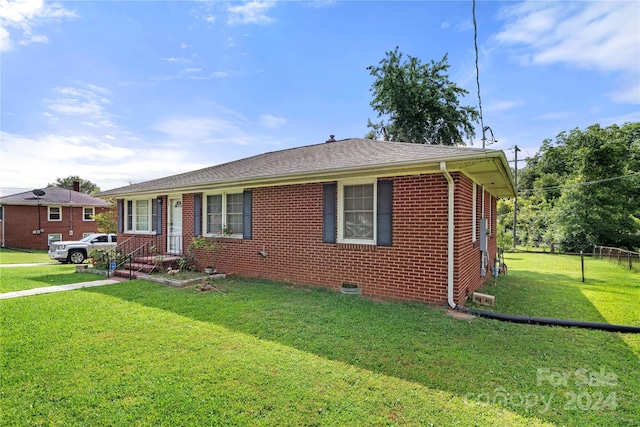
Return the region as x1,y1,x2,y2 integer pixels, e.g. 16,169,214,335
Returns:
2,205,109,250
115,173,499,306
453,176,498,303
187,173,496,305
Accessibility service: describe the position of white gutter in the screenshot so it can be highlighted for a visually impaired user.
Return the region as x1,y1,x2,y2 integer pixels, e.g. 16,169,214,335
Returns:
440,162,457,309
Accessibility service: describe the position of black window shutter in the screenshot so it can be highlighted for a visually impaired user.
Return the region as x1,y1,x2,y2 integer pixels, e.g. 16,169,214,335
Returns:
117,199,124,234
153,198,163,235
323,183,337,243
243,190,252,240
193,194,202,236
377,180,393,246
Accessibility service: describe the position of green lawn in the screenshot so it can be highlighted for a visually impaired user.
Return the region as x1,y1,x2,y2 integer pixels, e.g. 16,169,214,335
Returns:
0,248,53,264
2,267,638,426
0,265,108,293
472,252,640,355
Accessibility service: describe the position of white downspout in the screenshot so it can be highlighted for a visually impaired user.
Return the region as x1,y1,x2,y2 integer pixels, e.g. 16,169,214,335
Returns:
440,162,456,309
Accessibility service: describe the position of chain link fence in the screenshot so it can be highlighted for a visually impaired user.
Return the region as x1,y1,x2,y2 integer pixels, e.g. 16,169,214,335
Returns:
593,246,640,272
499,247,637,287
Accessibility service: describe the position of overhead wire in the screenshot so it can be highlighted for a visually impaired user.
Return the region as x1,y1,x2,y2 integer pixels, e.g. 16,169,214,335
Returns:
517,172,640,196
472,0,485,146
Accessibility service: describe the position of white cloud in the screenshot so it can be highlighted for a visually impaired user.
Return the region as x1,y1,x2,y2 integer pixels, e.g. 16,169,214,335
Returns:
534,111,575,121
608,78,640,105
496,1,639,104
187,71,229,80
258,114,286,129
0,0,78,52
485,99,522,113
0,25,11,50
151,116,240,141
0,130,205,190
19,32,47,46
455,19,473,32
227,1,275,25
150,105,283,150
305,0,336,9
44,85,112,120
161,57,189,63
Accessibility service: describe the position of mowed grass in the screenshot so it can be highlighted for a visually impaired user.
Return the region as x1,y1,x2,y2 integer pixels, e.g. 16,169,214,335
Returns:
0,265,108,293
2,272,639,426
472,252,640,355
0,248,52,264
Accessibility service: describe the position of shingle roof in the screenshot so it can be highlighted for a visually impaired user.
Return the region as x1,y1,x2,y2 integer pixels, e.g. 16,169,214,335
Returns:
98,138,515,198
0,187,110,207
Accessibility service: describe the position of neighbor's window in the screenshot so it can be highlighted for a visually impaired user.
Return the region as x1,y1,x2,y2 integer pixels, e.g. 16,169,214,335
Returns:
83,207,95,221
339,182,375,243
48,206,62,221
204,192,243,236
48,234,62,245
0,206,3,221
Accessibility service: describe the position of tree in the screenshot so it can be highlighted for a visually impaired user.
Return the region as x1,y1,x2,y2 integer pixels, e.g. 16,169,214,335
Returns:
48,175,100,194
366,47,479,145
93,201,117,234
515,123,640,252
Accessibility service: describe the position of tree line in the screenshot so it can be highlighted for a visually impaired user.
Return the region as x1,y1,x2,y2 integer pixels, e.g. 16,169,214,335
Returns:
498,122,640,252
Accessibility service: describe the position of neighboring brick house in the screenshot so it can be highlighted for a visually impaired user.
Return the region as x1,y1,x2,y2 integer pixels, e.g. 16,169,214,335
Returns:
0,183,111,250
98,138,515,306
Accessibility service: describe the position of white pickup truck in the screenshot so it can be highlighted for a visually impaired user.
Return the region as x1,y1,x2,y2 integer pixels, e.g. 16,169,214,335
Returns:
48,233,118,264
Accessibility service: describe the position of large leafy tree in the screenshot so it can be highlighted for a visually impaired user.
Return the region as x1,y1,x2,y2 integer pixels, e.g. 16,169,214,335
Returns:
48,175,100,195
516,123,640,251
366,47,479,145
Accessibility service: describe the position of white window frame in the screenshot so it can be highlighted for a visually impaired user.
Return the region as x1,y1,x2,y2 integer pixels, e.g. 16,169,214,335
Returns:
337,179,377,245
203,190,244,238
48,206,62,222
83,206,95,221
123,198,156,234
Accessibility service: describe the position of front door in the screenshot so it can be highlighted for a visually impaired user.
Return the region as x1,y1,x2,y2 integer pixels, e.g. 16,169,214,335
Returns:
168,198,183,254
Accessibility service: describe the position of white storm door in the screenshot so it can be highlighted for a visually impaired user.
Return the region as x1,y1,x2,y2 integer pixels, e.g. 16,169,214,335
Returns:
168,198,183,254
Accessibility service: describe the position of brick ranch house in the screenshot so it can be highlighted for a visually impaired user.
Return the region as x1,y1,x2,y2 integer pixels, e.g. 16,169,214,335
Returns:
98,138,515,307
0,183,111,250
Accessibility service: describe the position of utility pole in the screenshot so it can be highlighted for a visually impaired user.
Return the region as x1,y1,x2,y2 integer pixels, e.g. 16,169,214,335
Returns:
512,145,521,249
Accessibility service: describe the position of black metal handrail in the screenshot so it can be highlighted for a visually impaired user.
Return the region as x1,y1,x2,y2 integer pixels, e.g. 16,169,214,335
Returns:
102,235,183,279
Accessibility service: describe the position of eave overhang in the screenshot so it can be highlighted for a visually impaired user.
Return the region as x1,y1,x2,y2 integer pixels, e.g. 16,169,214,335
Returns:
100,151,516,199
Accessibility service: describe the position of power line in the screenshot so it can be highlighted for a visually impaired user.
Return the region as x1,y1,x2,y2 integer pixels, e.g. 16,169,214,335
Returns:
518,172,640,195
472,0,485,148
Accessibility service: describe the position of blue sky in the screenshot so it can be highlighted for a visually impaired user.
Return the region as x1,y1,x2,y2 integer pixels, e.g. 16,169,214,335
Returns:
1,0,639,193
